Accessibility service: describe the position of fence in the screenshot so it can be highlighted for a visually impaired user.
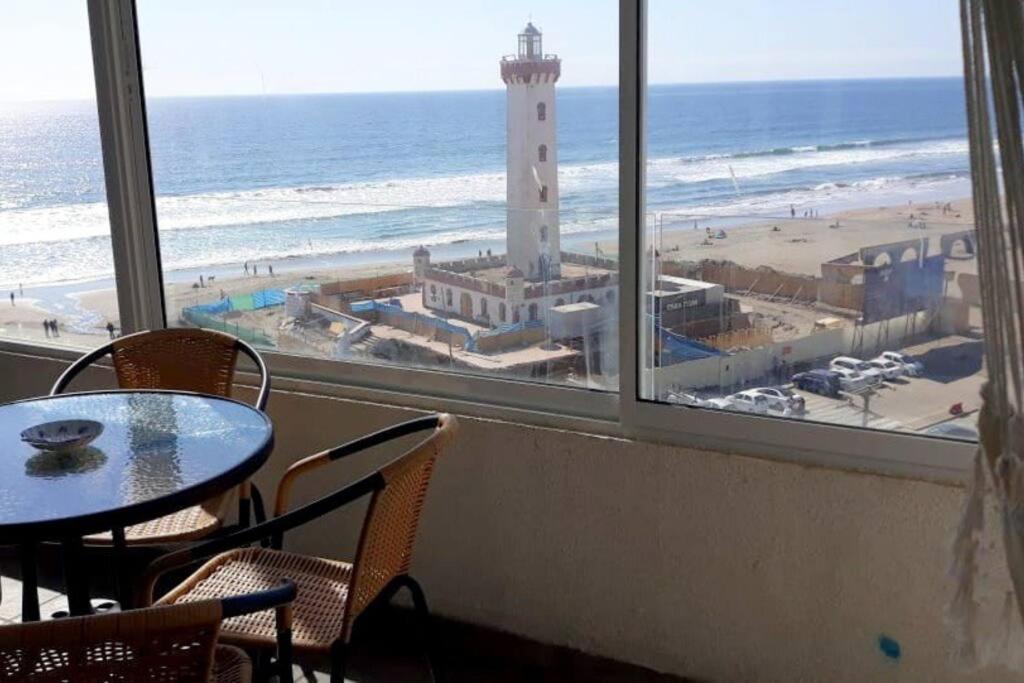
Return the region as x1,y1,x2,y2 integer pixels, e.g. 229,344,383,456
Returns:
475,320,546,353
181,309,275,347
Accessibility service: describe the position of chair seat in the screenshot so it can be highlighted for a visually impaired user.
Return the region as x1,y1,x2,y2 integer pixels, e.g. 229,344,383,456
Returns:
212,644,252,683
158,547,353,652
86,497,227,545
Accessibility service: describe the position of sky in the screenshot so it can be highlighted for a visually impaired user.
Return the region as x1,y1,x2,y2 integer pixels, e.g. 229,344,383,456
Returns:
0,0,964,102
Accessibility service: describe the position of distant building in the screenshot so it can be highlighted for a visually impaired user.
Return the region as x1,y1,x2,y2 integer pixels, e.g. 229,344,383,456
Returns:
415,23,617,328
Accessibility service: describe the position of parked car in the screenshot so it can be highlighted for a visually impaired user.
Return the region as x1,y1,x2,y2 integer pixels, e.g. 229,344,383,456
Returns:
703,397,735,410
831,367,871,393
791,369,842,398
751,386,806,414
727,391,772,415
867,358,905,381
924,421,978,441
830,356,884,386
880,351,925,377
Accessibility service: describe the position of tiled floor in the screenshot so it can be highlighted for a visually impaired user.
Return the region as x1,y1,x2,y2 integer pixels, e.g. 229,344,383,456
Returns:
0,574,689,682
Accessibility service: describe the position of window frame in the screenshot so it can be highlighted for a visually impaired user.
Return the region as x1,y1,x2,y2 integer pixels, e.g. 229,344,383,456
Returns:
0,0,964,483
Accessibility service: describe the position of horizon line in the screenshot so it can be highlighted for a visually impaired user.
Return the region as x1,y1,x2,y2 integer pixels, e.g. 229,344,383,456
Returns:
0,73,964,105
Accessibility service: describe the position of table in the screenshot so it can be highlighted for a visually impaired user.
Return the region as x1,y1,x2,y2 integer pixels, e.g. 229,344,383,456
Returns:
0,390,274,619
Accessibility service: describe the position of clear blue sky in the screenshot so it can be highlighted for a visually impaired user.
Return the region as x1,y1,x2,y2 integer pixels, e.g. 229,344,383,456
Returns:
0,0,964,101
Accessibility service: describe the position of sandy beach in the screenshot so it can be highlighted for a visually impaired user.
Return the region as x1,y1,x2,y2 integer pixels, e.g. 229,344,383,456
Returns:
0,196,976,349
602,197,975,277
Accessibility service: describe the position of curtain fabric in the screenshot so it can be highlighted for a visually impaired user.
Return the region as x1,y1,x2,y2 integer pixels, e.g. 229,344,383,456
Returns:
951,0,1024,668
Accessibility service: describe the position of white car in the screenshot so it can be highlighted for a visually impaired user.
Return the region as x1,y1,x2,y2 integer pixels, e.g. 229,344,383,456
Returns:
726,391,772,415
867,358,905,381
831,367,870,393
750,387,806,414
880,351,924,377
830,356,884,386
703,397,735,410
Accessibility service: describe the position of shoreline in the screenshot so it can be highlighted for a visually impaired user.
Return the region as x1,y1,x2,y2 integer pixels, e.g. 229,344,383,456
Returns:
1,194,975,348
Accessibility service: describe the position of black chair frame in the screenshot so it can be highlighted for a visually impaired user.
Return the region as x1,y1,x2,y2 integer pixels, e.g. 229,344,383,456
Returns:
143,415,447,683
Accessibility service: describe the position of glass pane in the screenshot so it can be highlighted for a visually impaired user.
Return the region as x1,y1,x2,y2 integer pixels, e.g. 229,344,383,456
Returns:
0,1,121,347
136,2,619,391
642,2,980,442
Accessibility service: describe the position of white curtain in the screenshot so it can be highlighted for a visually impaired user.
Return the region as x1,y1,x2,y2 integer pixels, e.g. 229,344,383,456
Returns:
950,0,1024,668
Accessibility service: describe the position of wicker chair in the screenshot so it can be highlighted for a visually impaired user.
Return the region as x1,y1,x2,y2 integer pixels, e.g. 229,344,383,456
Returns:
139,414,458,683
50,328,272,544
0,580,296,683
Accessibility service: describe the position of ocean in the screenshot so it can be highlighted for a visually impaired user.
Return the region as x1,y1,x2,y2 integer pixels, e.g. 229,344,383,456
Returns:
0,77,970,290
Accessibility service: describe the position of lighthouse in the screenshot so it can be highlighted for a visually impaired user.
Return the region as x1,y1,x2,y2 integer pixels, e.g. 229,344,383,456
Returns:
501,23,561,282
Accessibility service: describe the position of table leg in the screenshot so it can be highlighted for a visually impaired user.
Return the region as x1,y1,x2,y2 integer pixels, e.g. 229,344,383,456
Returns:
19,542,39,622
61,537,91,617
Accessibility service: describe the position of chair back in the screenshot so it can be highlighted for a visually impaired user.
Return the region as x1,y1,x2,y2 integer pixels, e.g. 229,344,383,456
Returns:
110,328,240,398
344,414,457,637
0,599,224,682
51,328,270,410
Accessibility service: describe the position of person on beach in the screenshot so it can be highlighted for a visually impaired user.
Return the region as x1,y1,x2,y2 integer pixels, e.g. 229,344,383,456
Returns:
51,319,58,336
43,320,50,338
244,262,249,276
790,205,795,218
253,264,258,276
269,265,274,277
9,292,13,306
199,275,205,288
106,322,115,339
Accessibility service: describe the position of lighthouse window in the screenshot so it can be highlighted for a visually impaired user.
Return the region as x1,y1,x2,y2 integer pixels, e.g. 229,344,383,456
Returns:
537,102,546,121
499,303,507,323
538,144,547,162
528,303,539,321
480,297,489,318
539,186,548,203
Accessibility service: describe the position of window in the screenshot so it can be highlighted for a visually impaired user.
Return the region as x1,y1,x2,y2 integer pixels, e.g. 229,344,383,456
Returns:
640,1,980,445
0,1,121,348
136,2,618,392
2,1,983,477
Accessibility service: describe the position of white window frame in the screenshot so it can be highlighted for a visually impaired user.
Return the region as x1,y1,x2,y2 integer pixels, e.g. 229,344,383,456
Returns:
1,0,974,482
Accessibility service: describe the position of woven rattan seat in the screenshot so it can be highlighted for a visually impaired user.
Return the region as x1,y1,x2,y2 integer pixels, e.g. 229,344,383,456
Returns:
86,502,226,544
159,547,354,652
0,583,295,683
211,645,253,683
143,414,458,683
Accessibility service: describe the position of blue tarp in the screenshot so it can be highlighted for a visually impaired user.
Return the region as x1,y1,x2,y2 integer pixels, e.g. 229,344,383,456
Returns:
658,327,723,365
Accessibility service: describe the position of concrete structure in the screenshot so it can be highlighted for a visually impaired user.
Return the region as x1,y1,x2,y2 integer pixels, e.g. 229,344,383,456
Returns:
414,26,616,338
502,22,561,281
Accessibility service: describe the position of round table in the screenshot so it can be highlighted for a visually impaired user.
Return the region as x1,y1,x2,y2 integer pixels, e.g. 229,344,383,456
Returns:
0,390,274,619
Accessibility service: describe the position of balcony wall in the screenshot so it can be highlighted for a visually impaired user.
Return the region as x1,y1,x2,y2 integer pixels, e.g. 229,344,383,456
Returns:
0,348,1010,682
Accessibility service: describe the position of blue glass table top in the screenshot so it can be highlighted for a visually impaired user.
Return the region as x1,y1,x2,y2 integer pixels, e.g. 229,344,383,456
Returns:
0,390,273,539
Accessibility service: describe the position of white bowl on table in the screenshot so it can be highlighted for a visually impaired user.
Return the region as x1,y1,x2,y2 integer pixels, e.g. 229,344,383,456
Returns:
20,420,104,453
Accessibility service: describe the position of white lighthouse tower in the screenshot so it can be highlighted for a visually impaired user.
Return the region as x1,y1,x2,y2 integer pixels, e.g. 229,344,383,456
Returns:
501,23,561,282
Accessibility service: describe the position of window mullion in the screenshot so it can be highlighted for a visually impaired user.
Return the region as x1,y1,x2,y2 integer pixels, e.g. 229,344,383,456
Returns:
618,0,643,430
88,0,165,334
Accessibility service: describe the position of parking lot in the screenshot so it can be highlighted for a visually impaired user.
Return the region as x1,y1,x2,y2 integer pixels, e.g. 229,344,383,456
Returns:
789,334,985,434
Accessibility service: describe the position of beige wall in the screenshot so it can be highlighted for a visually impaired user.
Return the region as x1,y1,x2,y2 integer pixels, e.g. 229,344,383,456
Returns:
0,349,1010,682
